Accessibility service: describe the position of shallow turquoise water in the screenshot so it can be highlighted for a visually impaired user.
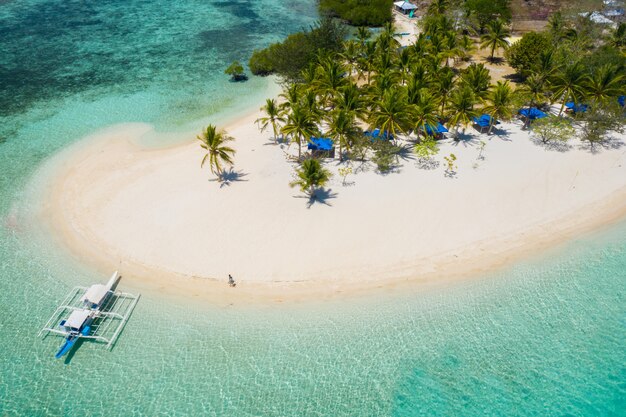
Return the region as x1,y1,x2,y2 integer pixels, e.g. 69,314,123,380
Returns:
1,1,625,416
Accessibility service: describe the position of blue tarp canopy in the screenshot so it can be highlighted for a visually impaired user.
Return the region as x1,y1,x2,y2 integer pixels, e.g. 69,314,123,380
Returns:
423,122,448,135
308,137,333,151
394,1,418,11
472,114,499,127
618,96,625,107
565,102,588,113
365,128,393,140
518,107,547,120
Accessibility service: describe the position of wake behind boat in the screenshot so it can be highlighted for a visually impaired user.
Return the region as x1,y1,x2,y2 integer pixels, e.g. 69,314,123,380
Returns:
39,271,140,359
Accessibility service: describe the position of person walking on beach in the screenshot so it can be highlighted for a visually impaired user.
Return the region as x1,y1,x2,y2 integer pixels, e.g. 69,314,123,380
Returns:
228,274,236,287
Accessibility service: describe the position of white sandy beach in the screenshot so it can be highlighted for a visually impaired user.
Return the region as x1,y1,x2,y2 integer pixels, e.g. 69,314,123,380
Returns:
27,107,626,303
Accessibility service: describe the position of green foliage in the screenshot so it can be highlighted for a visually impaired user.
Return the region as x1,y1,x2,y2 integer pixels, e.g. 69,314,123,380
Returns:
248,49,274,76
338,166,353,185
371,141,399,174
465,0,511,32
531,117,574,144
319,0,393,27
580,104,625,150
248,18,348,81
479,19,510,60
290,158,332,196
197,125,236,179
443,153,457,176
504,32,552,77
348,135,371,161
225,61,244,77
256,99,285,142
414,137,439,160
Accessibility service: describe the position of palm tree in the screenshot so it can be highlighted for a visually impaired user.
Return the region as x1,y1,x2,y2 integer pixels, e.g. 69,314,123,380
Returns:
447,86,479,138
533,49,558,80
427,0,449,15
356,26,371,47
279,83,301,112
368,88,412,139
341,40,360,77
518,74,547,128
609,22,626,49
586,64,625,104
197,124,236,179
281,105,318,160
290,158,332,199
334,82,366,121
458,34,476,62
435,68,456,114
314,56,347,107
547,11,567,43
461,63,492,101
256,98,285,143
410,89,440,139
357,41,378,85
550,61,588,116
480,19,510,61
398,48,414,85
326,109,359,161
482,81,516,134
519,74,547,109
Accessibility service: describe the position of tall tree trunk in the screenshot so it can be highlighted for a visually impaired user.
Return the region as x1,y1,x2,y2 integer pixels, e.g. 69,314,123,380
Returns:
298,135,302,160
558,95,567,116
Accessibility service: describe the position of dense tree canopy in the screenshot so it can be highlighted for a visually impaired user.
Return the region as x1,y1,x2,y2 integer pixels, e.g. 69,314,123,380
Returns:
249,18,348,81
319,0,393,27
505,32,553,77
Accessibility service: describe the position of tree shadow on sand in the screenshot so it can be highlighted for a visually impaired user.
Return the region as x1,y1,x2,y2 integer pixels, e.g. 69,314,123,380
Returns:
530,136,573,153
209,168,249,188
451,132,480,147
578,136,625,154
294,188,338,208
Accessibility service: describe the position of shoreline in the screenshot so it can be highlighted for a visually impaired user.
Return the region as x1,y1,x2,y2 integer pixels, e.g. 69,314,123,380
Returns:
20,102,626,305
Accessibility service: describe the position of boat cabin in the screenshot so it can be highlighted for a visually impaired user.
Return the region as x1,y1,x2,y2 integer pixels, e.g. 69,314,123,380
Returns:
62,309,91,332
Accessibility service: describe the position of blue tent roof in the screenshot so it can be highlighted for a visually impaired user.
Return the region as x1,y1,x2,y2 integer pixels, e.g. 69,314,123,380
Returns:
472,114,499,127
618,96,625,107
364,128,393,140
423,122,448,135
308,137,333,151
565,102,588,113
518,107,547,120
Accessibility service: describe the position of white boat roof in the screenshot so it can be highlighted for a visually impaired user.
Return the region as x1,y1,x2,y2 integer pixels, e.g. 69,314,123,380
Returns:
81,284,109,305
80,271,119,306
66,309,91,329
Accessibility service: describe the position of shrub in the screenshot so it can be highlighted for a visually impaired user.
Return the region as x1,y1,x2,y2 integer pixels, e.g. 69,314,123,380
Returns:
319,0,393,27
465,0,511,32
505,32,552,77
248,18,347,81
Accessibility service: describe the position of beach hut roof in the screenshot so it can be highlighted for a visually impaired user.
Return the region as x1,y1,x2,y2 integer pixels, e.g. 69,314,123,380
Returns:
394,1,418,10
423,122,448,135
579,11,617,26
518,107,547,119
365,128,393,140
308,137,334,151
472,114,499,127
565,102,589,113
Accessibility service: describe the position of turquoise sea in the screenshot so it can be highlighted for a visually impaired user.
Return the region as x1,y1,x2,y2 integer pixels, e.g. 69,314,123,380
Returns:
1,1,625,415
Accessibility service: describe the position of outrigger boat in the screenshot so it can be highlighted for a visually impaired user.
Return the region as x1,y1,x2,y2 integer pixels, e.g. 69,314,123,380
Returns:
39,271,139,359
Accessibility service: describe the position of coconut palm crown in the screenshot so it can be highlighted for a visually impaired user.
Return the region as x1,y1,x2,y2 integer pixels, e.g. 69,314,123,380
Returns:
197,124,236,178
